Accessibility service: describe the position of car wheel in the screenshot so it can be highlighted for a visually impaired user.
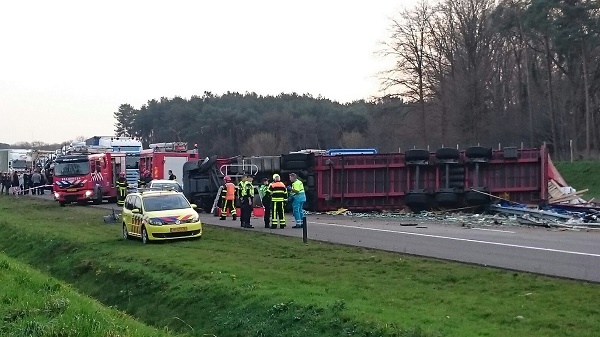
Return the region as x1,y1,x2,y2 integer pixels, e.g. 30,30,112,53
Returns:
122,223,130,240
141,227,150,244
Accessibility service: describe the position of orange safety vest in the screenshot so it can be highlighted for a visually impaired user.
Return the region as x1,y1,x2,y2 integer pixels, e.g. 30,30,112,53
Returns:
225,182,236,200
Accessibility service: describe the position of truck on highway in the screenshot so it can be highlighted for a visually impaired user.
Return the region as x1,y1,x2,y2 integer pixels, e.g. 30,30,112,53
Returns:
52,144,127,206
0,149,32,173
86,136,142,188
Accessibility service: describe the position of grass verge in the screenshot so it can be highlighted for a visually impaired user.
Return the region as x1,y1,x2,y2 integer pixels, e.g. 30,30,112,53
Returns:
1,197,600,337
555,161,600,200
0,252,183,337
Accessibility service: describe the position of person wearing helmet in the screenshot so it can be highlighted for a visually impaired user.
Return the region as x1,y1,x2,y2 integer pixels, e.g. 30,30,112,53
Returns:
220,176,237,221
237,174,248,227
268,173,288,229
116,172,129,206
138,170,149,189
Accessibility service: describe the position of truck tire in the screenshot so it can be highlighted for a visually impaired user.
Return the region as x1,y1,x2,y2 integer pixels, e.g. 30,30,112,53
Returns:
405,192,429,212
59,201,66,207
435,148,460,160
281,153,310,163
435,191,459,206
405,149,430,162
282,161,309,170
465,190,491,205
93,188,102,205
465,146,493,160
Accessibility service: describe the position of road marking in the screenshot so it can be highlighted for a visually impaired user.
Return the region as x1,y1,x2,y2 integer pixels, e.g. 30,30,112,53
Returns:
470,228,516,234
309,221,600,258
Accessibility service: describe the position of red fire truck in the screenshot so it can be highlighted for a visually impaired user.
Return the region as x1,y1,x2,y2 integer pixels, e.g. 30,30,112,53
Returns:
52,144,128,206
140,142,198,185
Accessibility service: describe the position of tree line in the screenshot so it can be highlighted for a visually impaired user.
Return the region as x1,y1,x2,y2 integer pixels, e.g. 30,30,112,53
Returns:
381,0,600,160
113,0,599,159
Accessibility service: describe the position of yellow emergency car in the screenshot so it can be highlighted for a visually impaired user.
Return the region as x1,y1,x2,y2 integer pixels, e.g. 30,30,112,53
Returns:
121,190,202,244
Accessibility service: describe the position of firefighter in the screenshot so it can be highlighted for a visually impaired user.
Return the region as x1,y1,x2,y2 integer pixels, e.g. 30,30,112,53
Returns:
240,175,255,228
116,172,128,206
220,176,237,221
268,174,288,229
138,170,148,189
289,173,306,228
258,177,271,228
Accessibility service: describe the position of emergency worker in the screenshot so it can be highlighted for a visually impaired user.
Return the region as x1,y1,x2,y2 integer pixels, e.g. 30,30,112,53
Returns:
237,174,247,227
268,174,288,229
240,175,255,228
168,170,176,181
258,178,271,228
220,176,237,221
138,171,147,189
116,172,128,206
289,173,306,228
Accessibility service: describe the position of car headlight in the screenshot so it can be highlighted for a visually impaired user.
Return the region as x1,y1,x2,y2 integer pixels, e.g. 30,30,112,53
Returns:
191,215,199,223
148,219,164,226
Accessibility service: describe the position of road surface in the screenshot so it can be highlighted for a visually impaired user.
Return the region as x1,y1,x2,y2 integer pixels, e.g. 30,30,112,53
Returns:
31,194,600,282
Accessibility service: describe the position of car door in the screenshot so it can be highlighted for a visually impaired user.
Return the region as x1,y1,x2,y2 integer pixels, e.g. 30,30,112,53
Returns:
131,196,143,236
122,195,134,233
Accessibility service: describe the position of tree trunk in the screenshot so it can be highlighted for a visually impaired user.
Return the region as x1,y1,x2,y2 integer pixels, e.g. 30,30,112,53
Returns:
544,35,559,159
582,43,591,158
520,22,535,148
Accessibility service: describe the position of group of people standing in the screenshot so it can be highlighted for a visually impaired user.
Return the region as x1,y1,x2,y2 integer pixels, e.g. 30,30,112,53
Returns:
220,172,306,230
0,170,46,195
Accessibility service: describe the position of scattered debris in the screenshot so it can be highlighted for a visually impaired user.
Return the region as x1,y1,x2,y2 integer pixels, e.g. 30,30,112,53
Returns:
103,209,120,224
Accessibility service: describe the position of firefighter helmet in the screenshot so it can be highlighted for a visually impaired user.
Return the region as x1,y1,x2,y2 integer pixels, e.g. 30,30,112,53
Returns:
224,176,231,182
272,174,280,180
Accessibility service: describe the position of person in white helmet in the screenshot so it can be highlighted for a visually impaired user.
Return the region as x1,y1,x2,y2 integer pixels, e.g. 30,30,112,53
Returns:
268,173,288,229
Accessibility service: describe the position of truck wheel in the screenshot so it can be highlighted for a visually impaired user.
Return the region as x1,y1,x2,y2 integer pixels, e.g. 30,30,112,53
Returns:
435,192,459,206
59,201,66,207
108,197,118,204
405,149,430,162
465,146,493,160
435,148,460,161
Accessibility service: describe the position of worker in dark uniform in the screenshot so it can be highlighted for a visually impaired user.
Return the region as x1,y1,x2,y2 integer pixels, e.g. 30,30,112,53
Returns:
138,170,147,189
258,178,271,228
116,172,128,206
237,174,247,227
220,176,237,221
168,170,176,181
240,175,255,228
268,174,288,229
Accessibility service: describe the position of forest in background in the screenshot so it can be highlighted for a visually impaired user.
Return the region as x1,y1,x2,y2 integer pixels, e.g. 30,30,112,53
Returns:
115,0,595,159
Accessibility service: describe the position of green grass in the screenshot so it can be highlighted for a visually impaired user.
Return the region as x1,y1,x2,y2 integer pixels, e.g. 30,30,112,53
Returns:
0,252,183,337
2,197,600,337
555,161,600,200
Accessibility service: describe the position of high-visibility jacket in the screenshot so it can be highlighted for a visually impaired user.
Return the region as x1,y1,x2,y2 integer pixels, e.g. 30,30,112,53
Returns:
240,181,255,199
259,184,269,199
268,181,288,202
225,182,236,200
291,180,304,195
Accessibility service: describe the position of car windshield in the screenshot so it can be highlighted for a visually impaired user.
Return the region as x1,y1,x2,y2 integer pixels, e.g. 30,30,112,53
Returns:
151,182,182,192
54,161,90,177
143,194,190,212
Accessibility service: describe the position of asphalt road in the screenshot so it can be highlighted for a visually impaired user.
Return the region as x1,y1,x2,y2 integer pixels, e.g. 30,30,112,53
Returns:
31,194,600,282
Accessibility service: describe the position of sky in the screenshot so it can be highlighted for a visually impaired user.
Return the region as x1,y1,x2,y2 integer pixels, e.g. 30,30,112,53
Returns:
0,0,408,144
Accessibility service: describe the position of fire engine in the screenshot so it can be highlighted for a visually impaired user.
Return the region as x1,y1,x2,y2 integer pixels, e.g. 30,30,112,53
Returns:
140,142,198,186
52,143,128,206
85,136,142,188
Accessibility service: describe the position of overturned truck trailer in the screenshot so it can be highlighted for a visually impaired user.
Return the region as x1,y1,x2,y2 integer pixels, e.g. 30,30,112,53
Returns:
184,146,550,213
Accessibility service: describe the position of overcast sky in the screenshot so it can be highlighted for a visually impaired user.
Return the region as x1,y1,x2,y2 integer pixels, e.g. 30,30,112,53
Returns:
0,0,406,144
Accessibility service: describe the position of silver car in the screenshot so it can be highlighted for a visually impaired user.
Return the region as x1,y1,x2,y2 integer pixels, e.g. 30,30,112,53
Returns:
147,179,183,193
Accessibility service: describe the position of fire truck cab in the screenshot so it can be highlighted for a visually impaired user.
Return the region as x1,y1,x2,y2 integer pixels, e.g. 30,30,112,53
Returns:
52,143,129,206
140,142,198,187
